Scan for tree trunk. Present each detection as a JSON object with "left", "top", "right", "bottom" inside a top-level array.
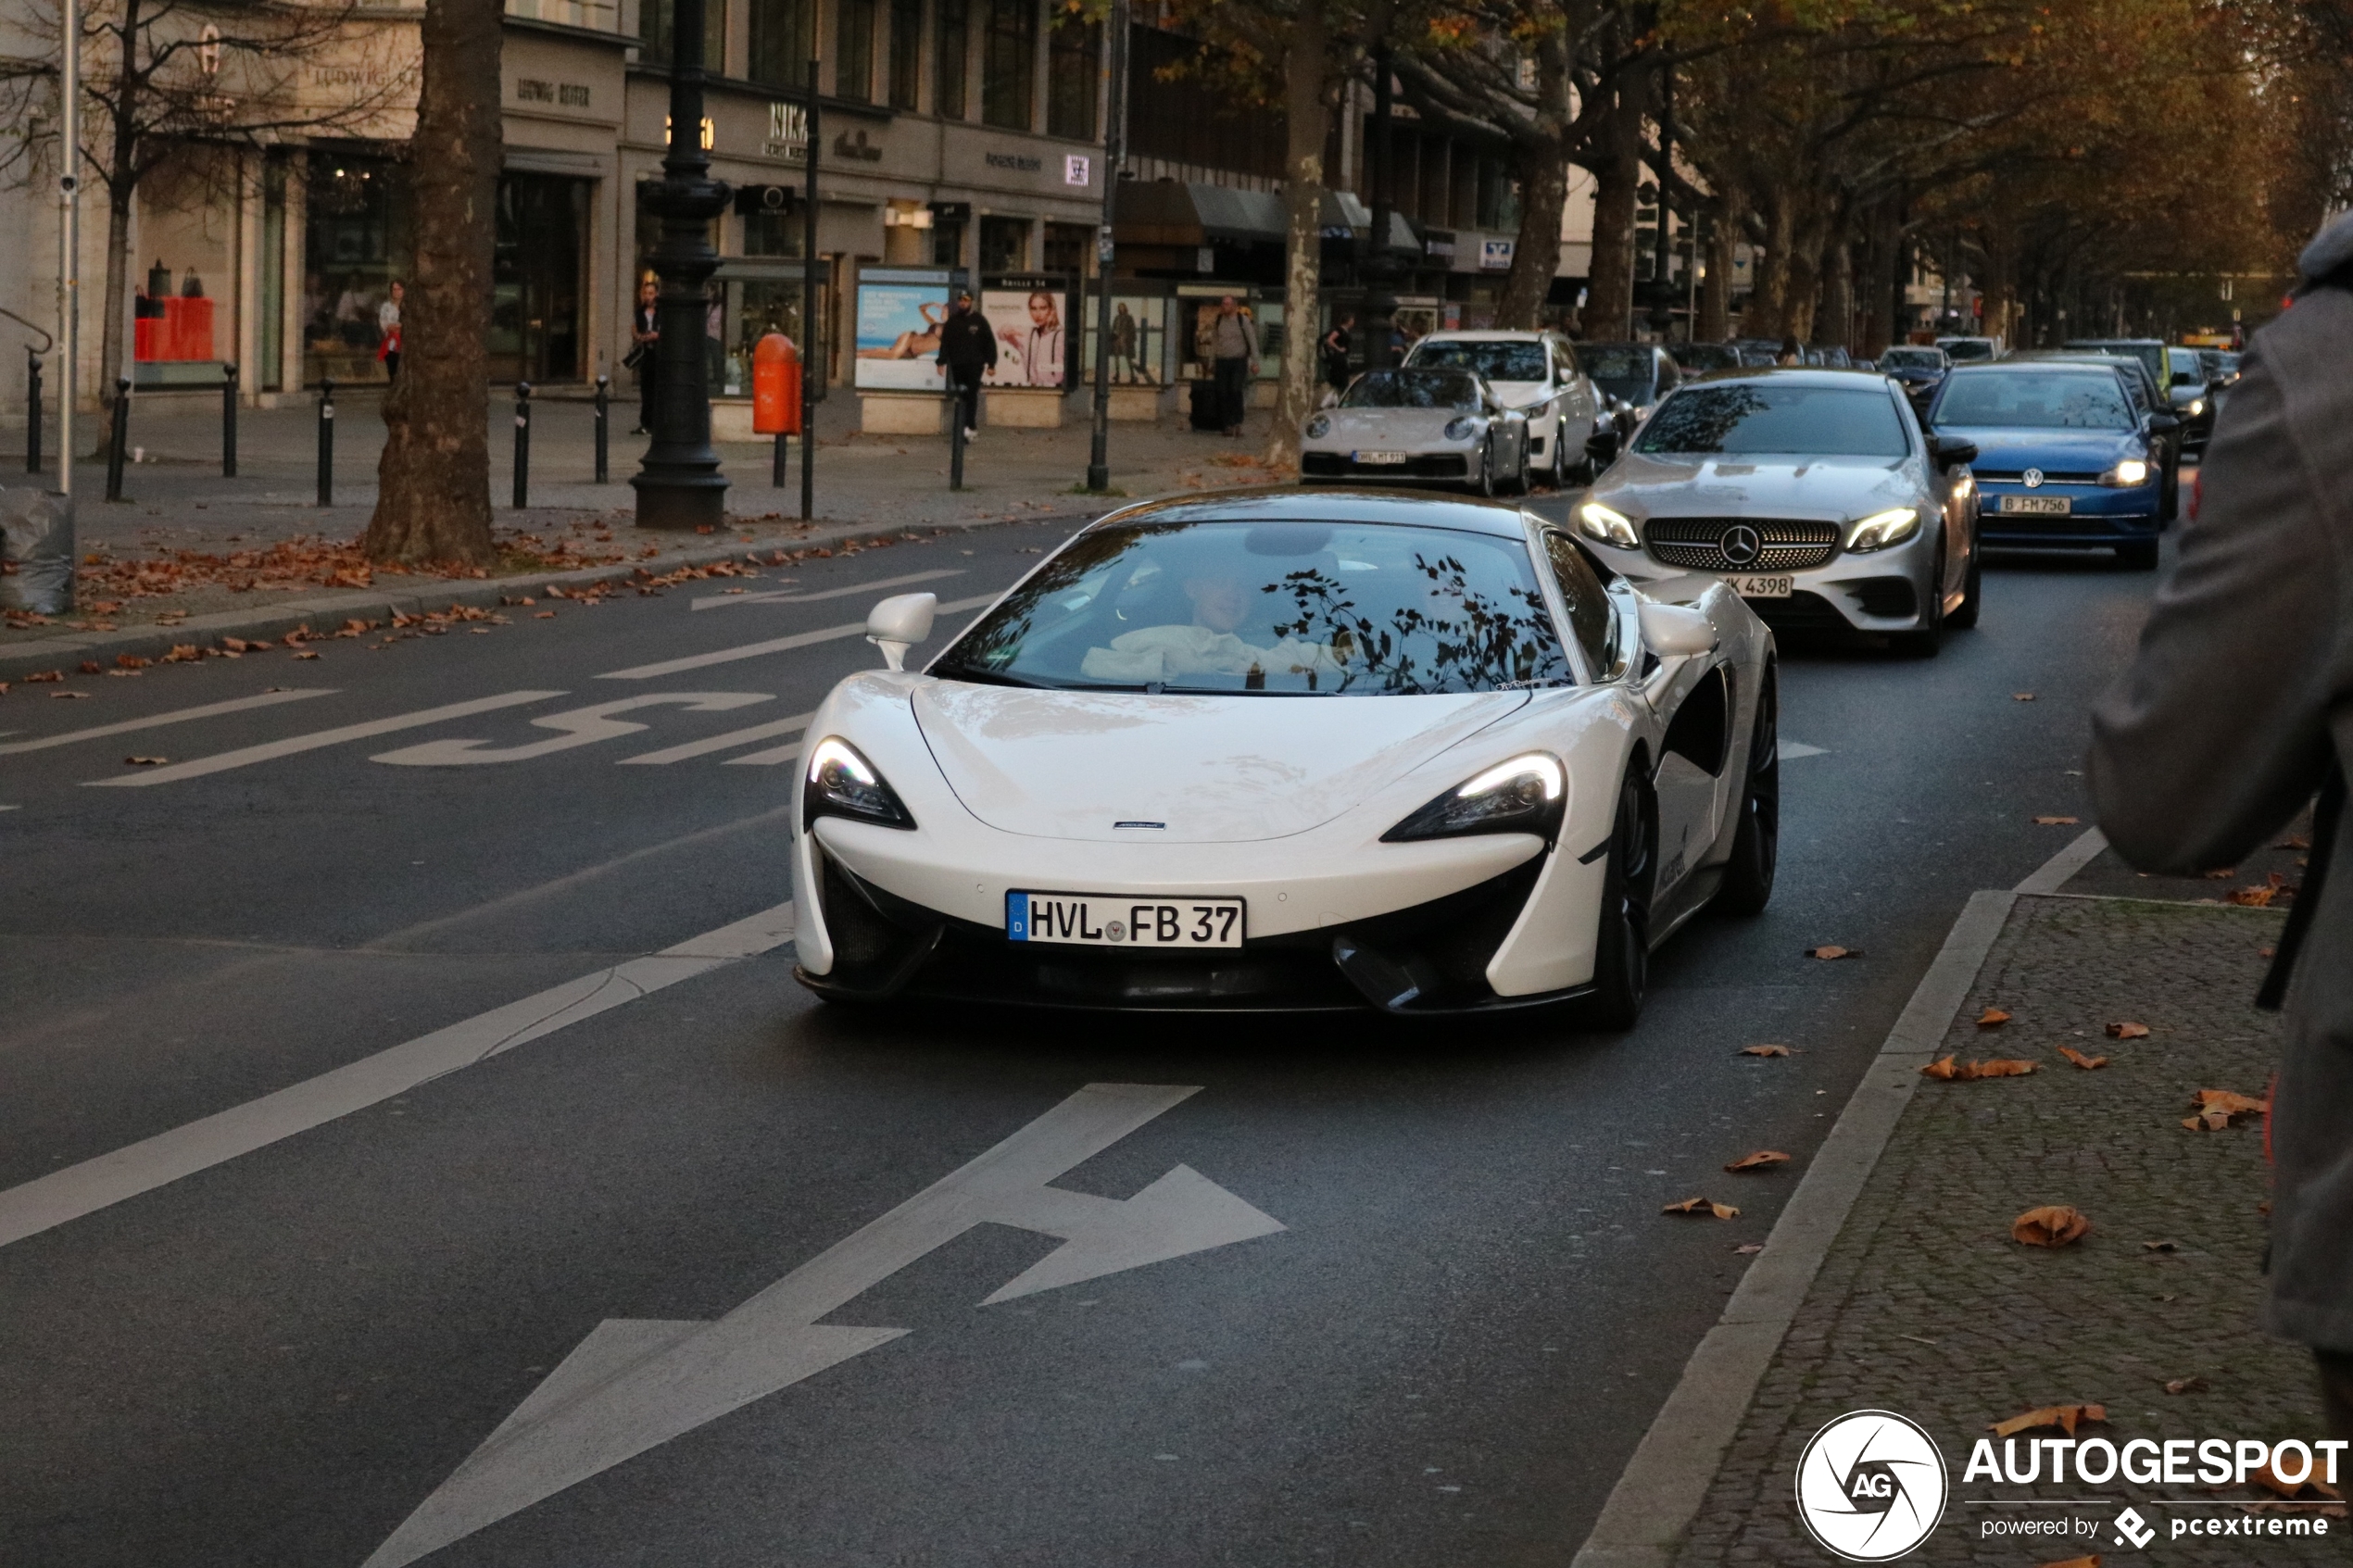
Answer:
[
  {"left": 1582, "top": 127, "right": 1641, "bottom": 340},
  {"left": 1497, "top": 130, "right": 1567, "bottom": 330},
  {"left": 1783, "top": 207, "right": 1826, "bottom": 344},
  {"left": 1698, "top": 190, "right": 1740, "bottom": 342},
  {"left": 1745, "top": 192, "right": 1792, "bottom": 340},
  {"left": 1263, "top": 6, "right": 1329, "bottom": 469},
  {"left": 366, "top": 0, "right": 502, "bottom": 566},
  {"left": 1818, "top": 235, "right": 1852, "bottom": 351},
  {"left": 97, "top": 0, "right": 143, "bottom": 425}
]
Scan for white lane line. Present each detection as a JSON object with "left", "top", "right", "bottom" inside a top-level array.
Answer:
[
  {"left": 2014, "top": 824, "right": 2108, "bottom": 895},
  {"left": 0, "top": 900, "right": 797, "bottom": 1251},
  {"left": 620, "top": 710, "right": 814, "bottom": 765},
  {"left": 0, "top": 689, "right": 337, "bottom": 758},
  {"left": 82, "top": 692, "right": 567, "bottom": 786},
  {"left": 690, "top": 568, "right": 964, "bottom": 611},
  {"left": 371, "top": 694, "right": 772, "bottom": 767},
  {"left": 724, "top": 740, "right": 802, "bottom": 767},
  {"left": 1777, "top": 740, "right": 1827, "bottom": 760},
  {"left": 598, "top": 593, "right": 1001, "bottom": 681}
]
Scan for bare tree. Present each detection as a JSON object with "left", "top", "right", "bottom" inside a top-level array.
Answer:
[{"left": 363, "top": 0, "right": 498, "bottom": 567}]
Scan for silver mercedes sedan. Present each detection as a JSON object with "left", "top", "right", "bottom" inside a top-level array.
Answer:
[{"left": 1569, "top": 368, "right": 1983, "bottom": 655}]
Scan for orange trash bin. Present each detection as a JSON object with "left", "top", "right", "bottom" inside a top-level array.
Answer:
[{"left": 753, "top": 333, "right": 801, "bottom": 434}]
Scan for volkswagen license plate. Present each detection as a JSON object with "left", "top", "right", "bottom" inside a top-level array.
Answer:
[
  {"left": 1353, "top": 450, "right": 1409, "bottom": 465},
  {"left": 2001, "top": 495, "right": 2071, "bottom": 515},
  {"left": 1008, "top": 892, "right": 1245, "bottom": 948},
  {"left": 1729, "top": 574, "right": 1793, "bottom": 598}
]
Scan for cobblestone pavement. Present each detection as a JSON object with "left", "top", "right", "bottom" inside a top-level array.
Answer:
[{"left": 1673, "top": 893, "right": 2344, "bottom": 1565}]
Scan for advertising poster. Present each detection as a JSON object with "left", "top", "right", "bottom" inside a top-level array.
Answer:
[
  {"left": 852, "top": 270, "right": 954, "bottom": 392},
  {"left": 1079, "top": 295, "right": 1167, "bottom": 385},
  {"left": 980, "top": 285, "right": 1069, "bottom": 388}
]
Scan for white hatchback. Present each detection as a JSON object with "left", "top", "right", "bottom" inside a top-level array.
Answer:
[{"left": 1404, "top": 330, "right": 1605, "bottom": 488}]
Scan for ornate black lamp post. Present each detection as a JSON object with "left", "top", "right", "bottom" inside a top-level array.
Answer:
[
  {"left": 633, "top": 0, "right": 733, "bottom": 529},
  {"left": 1361, "top": 44, "right": 1400, "bottom": 365}
]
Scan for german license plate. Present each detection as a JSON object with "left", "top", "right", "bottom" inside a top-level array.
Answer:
[
  {"left": 1353, "top": 450, "right": 1409, "bottom": 465},
  {"left": 2001, "top": 495, "right": 2071, "bottom": 514},
  {"left": 1729, "top": 574, "right": 1793, "bottom": 598},
  {"left": 1008, "top": 892, "right": 1245, "bottom": 948}
]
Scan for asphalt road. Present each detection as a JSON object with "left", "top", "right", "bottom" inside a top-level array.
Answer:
[{"left": 0, "top": 502, "right": 2166, "bottom": 1567}]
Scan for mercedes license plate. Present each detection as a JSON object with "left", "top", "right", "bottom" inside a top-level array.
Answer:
[
  {"left": 2001, "top": 495, "right": 2071, "bottom": 515},
  {"left": 1353, "top": 450, "right": 1409, "bottom": 465},
  {"left": 1008, "top": 892, "right": 1245, "bottom": 948},
  {"left": 1729, "top": 574, "right": 1793, "bottom": 598}
]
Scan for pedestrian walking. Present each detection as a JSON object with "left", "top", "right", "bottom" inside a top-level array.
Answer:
[
  {"left": 936, "top": 290, "right": 995, "bottom": 443},
  {"left": 1210, "top": 295, "right": 1255, "bottom": 436},
  {"left": 628, "top": 277, "right": 660, "bottom": 433},
  {"left": 375, "top": 280, "right": 404, "bottom": 383},
  {"left": 2089, "top": 206, "right": 2353, "bottom": 1444},
  {"left": 1321, "top": 312, "right": 1355, "bottom": 406},
  {"left": 1776, "top": 335, "right": 1801, "bottom": 366}
]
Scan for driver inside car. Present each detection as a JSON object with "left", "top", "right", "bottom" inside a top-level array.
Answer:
[{"left": 1079, "top": 562, "right": 1345, "bottom": 687}]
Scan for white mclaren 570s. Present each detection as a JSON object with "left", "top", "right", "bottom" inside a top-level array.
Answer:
[{"left": 790, "top": 488, "right": 1779, "bottom": 1026}]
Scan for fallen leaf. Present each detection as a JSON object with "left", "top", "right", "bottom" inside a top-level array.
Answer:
[
  {"left": 1725, "top": 1150, "right": 1791, "bottom": 1173},
  {"left": 1733, "top": 1242, "right": 1763, "bottom": 1254},
  {"left": 114, "top": 653, "right": 150, "bottom": 670},
  {"left": 2227, "top": 885, "right": 2277, "bottom": 907},
  {"left": 2248, "top": 1461, "right": 2345, "bottom": 1500},
  {"left": 2012, "top": 692, "right": 2037, "bottom": 701},
  {"left": 24, "top": 670, "right": 64, "bottom": 683},
  {"left": 122, "top": 756, "right": 167, "bottom": 766},
  {"left": 1921, "top": 1056, "right": 1962, "bottom": 1079},
  {"left": 1989, "top": 1403, "right": 2107, "bottom": 1437},
  {"left": 1978, "top": 1008, "right": 2013, "bottom": 1028},
  {"left": 2012, "top": 1206, "right": 2093, "bottom": 1247},
  {"left": 2259, "top": 947, "right": 2277, "bottom": 959},
  {"left": 1806, "top": 945, "right": 1861, "bottom": 960},
  {"left": 2142, "top": 1239, "right": 2179, "bottom": 1252},
  {"left": 1740, "top": 1044, "right": 1793, "bottom": 1058},
  {"left": 79, "top": 659, "right": 101, "bottom": 674},
  {"left": 2183, "top": 1089, "right": 2267, "bottom": 1133},
  {"left": 1972, "top": 1059, "right": 2038, "bottom": 1077},
  {"left": 535, "top": 610, "right": 557, "bottom": 619},
  {"left": 2276, "top": 835, "right": 2311, "bottom": 850},
  {"left": 2106, "top": 1022, "right": 2149, "bottom": 1040},
  {"left": 2163, "top": 1375, "right": 2206, "bottom": 1394},
  {"left": 2057, "top": 1047, "right": 2109, "bottom": 1071},
  {"left": 2204, "top": 867, "right": 2239, "bottom": 879},
  {"left": 293, "top": 650, "right": 321, "bottom": 660},
  {"left": 1663, "top": 1198, "right": 1741, "bottom": 1219},
  {"left": 49, "top": 689, "right": 91, "bottom": 699},
  {"left": 2032, "top": 815, "right": 2080, "bottom": 825},
  {"left": 2035, "top": 1556, "right": 2099, "bottom": 1568}
]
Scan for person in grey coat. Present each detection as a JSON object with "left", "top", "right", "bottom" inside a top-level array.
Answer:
[{"left": 2089, "top": 207, "right": 2353, "bottom": 1442}]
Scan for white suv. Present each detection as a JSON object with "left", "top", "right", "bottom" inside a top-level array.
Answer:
[{"left": 1403, "top": 330, "right": 1604, "bottom": 488}]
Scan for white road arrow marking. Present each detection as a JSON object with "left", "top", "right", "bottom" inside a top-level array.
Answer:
[
  {"left": 1778, "top": 740, "right": 1827, "bottom": 759},
  {"left": 0, "top": 687, "right": 334, "bottom": 757},
  {"left": 363, "top": 1083, "right": 1282, "bottom": 1568},
  {"left": 689, "top": 567, "right": 964, "bottom": 611},
  {"left": 371, "top": 694, "right": 772, "bottom": 766}
]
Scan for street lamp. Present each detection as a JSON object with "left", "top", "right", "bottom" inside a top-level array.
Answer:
[
  {"left": 1084, "top": 0, "right": 1130, "bottom": 493},
  {"left": 632, "top": 0, "right": 732, "bottom": 530},
  {"left": 1361, "top": 45, "right": 1398, "bottom": 365},
  {"left": 1644, "top": 66, "right": 1677, "bottom": 339}
]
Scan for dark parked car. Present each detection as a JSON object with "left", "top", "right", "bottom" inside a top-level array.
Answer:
[
  {"left": 1578, "top": 342, "right": 1684, "bottom": 454},
  {"left": 2162, "top": 346, "right": 2218, "bottom": 455},
  {"left": 1927, "top": 360, "right": 2169, "bottom": 570},
  {"left": 1877, "top": 345, "right": 1952, "bottom": 413},
  {"left": 1670, "top": 342, "right": 1743, "bottom": 374}
]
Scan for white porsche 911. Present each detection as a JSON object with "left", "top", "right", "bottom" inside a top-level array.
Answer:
[
  {"left": 790, "top": 490, "right": 1779, "bottom": 1025},
  {"left": 1299, "top": 366, "right": 1532, "bottom": 495}
]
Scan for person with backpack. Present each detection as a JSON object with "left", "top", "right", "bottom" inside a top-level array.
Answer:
[
  {"left": 2090, "top": 207, "right": 2353, "bottom": 1442},
  {"left": 936, "top": 291, "right": 996, "bottom": 443}
]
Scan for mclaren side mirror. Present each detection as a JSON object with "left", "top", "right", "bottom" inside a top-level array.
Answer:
[
  {"left": 866, "top": 591, "right": 938, "bottom": 671},
  {"left": 1639, "top": 602, "right": 1718, "bottom": 658},
  {"left": 1931, "top": 434, "right": 1978, "bottom": 470}
]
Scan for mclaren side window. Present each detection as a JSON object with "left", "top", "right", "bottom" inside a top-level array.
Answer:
[{"left": 1541, "top": 530, "right": 1619, "bottom": 679}]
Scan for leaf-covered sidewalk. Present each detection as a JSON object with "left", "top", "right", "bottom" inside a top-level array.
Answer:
[{"left": 1677, "top": 894, "right": 2345, "bottom": 1564}]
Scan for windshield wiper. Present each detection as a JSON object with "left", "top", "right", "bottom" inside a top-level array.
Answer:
[
  {"left": 1152, "top": 684, "right": 1339, "bottom": 697},
  {"left": 932, "top": 665, "right": 1148, "bottom": 693}
]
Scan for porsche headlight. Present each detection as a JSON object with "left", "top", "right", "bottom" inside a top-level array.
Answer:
[
  {"left": 1576, "top": 500, "right": 1640, "bottom": 549},
  {"left": 1304, "top": 414, "right": 1331, "bottom": 440},
  {"left": 1845, "top": 507, "right": 1920, "bottom": 552},
  {"left": 804, "top": 736, "right": 916, "bottom": 830},
  {"left": 1382, "top": 753, "right": 1567, "bottom": 844},
  {"left": 1444, "top": 416, "right": 1478, "bottom": 441},
  {"left": 2099, "top": 458, "right": 2151, "bottom": 488}
]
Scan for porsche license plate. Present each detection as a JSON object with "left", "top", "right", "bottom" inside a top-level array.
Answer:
[
  {"left": 2001, "top": 495, "right": 2071, "bottom": 515},
  {"left": 1729, "top": 574, "right": 1793, "bottom": 598},
  {"left": 1008, "top": 892, "right": 1245, "bottom": 948},
  {"left": 1353, "top": 450, "right": 1410, "bottom": 465}
]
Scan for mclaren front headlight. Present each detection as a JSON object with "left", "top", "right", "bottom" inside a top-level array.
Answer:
[
  {"left": 1576, "top": 500, "right": 1640, "bottom": 549},
  {"left": 1845, "top": 507, "right": 1921, "bottom": 553},
  {"left": 804, "top": 736, "right": 916, "bottom": 830},
  {"left": 2099, "top": 458, "right": 2151, "bottom": 488},
  {"left": 1382, "top": 753, "right": 1567, "bottom": 844},
  {"left": 1304, "top": 414, "right": 1332, "bottom": 441}
]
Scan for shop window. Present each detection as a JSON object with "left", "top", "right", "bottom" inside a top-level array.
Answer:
[
  {"left": 1042, "top": 221, "right": 1089, "bottom": 278},
  {"left": 1046, "top": 10, "right": 1097, "bottom": 140},
  {"left": 979, "top": 215, "right": 1028, "bottom": 272},
  {"left": 932, "top": 219, "right": 965, "bottom": 268},
  {"left": 641, "top": 0, "right": 727, "bottom": 69},
  {"left": 837, "top": 0, "right": 875, "bottom": 101},
  {"left": 717, "top": 274, "right": 831, "bottom": 395},
  {"left": 981, "top": 0, "right": 1034, "bottom": 130},
  {"left": 743, "top": 206, "right": 805, "bottom": 257},
  {"left": 749, "top": 0, "right": 814, "bottom": 87},
  {"left": 888, "top": 0, "right": 922, "bottom": 107},
  {"left": 492, "top": 174, "right": 590, "bottom": 383},
  {"left": 300, "top": 151, "right": 413, "bottom": 388},
  {"left": 936, "top": 0, "right": 969, "bottom": 118}
]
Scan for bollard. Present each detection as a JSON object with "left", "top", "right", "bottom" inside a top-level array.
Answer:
[
  {"left": 950, "top": 391, "right": 966, "bottom": 491},
  {"left": 773, "top": 428, "right": 787, "bottom": 490},
  {"left": 593, "top": 375, "right": 610, "bottom": 484},
  {"left": 221, "top": 362, "right": 239, "bottom": 478},
  {"left": 24, "top": 351, "right": 40, "bottom": 476},
  {"left": 317, "top": 377, "right": 334, "bottom": 507},
  {"left": 106, "top": 378, "right": 130, "bottom": 501},
  {"left": 512, "top": 381, "right": 532, "bottom": 508}
]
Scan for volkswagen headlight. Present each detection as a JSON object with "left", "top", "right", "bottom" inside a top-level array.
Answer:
[
  {"left": 804, "top": 736, "right": 916, "bottom": 830},
  {"left": 2185, "top": 397, "right": 2206, "bottom": 417},
  {"left": 2099, "top": 458, "right": 2151, "bottom": 488},
  {"left": 1383, "top": 753, "right": 1567, "bottom": 844},
  {"left": 1304, "top": 414, "right": 1331, "bottom": 440},
  {"left": 1845, "top": 507, "right": 1920, "bottom": 552},
  {"left": 1444, "top": 415, "right": 1478, "bottom": 441},
  {"left": 1576, "top": 500, "right": 1640, "bottom": 549}
]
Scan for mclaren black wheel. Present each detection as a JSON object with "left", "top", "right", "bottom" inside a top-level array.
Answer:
[
  {"left": 1581, "top": 770, "right": 1656, "bottom": 1031},
  {"left": 1715, "top": 668, "right": 1780, "bottom": 916}
]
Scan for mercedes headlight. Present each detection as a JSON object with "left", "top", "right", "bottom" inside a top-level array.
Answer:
[
  {"left": 1383, "top": 753, "right": 1567, "bottom": 844},
  {"left": 804, "top": 736, "right": 916, "bottom": 830},
  {"left": 1576, "top": 500, "right": 1639, "bottom": 549},
  {"left": 2100, "top": 458, "right": 2151, "bottom": 488},
  {"left": 1304, "top": 414, "right": 1331, "bottom": 440},
  {"left": 1845, "top": 507, "right": 1920, "bottom": 552}
]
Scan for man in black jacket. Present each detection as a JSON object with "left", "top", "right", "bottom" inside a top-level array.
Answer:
[{"left": 936, "top": 293, "right": 995, "bottom": 442}]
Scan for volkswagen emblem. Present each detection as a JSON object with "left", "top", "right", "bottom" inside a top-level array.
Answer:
[
  {"left": 1720, "top": 523, "right": 1764, "bottom": 568},
  {"left": 2022, "top": 468, "right": 2045, "bottom": 488}
]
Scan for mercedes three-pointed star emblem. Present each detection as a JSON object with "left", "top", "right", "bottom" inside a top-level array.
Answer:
[{"left": 1720, "top": 523, "right": 1764, "bottom": 567}]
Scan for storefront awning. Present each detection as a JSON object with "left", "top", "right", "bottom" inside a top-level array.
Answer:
[{"left": 1114, "top": 180, "right": 1287, "bottom": 246}]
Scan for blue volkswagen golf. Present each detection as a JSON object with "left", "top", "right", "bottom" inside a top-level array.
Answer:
[{"left": 1924, "top": 361, "right": 2171, "bottom": 570}]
